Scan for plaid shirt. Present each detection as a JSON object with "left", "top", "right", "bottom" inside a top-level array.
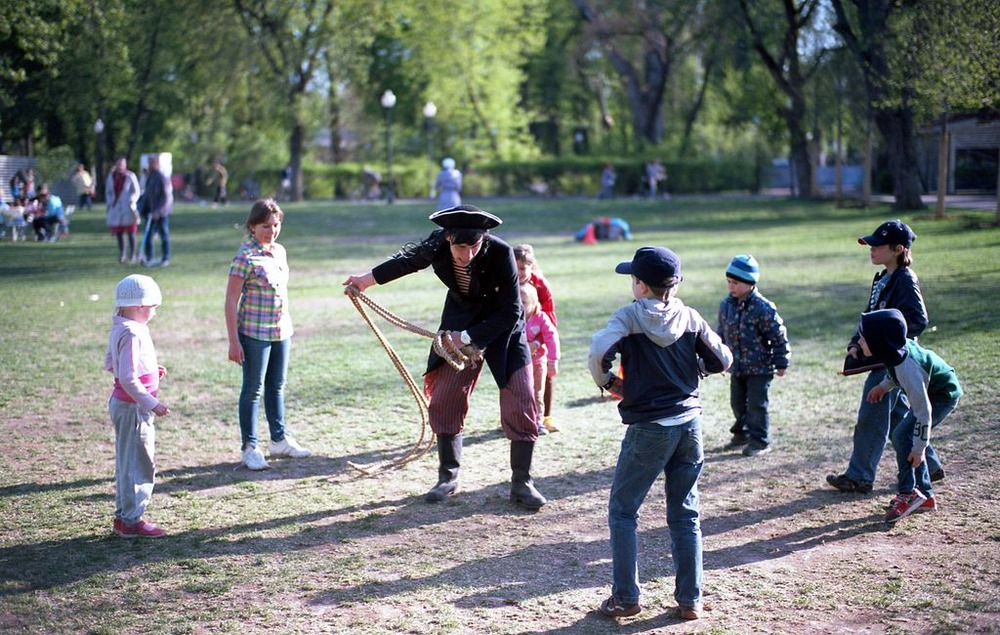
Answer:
[{"left": 229, "top": 238, "right": 293, "bottom": 341}]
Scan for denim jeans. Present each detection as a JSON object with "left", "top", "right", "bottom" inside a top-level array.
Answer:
[
  {"left": 238, "top": 333, "right": 290, "bottom": 449},
  {"left": 891, "top": 397, "right": 958, "bottom": 497},
  {"left": 846, "top": 368, "right": 942, "bottom": 484},
  {"left": 608, "top": 419, "right": 703, "bottom": 609},
  {"left": 142, "top": 216, "right": 170, "bottom": 262},
  {"left": 729, "top": 374, "right": 772, "bottom": 446}
]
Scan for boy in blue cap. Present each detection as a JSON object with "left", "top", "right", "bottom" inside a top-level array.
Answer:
[
  {"left": 858, "top": 309, "right": 962, "bottom": 523},
  {"left": 717, "top": 254, "right": 790, "bottom": 456},
  {"left": 827, "top": 220, "right": 945, "bottom": 494},
  {"left": 589, "top": 246, "right": 732, "bottom": 620}
]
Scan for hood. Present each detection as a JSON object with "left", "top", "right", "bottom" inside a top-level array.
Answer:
[
  {"left": 626, "top": 297, "right": 689, "bottom": 347},
  {"left": 860, "top": 309, "right": 908, "bottom": 367}
]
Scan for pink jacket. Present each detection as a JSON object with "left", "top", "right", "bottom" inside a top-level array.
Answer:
[
  {"left": 525, "top": 312, "right": 559, "bottom": 364},
  {"left": 105, "top": 315, "right": 161, "bottom": 413}
]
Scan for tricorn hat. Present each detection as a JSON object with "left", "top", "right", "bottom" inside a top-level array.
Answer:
[{"left": 429, "top": 205, "right": 502, "bottom": 231}]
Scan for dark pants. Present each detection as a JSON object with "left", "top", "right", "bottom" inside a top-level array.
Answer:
[
  {"left": 729, "top": 374, "right": 773, "bottom": 447},
  {"left": 424, "top": 363, "right": 538, "bottom": 442}
]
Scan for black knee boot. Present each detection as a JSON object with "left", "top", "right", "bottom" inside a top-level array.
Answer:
[
  {"left": 425, "top": 433, "right": 462, "bottom": 503},
  {"left": 510, "top": 440, "right": 546, "bottom": 510}
]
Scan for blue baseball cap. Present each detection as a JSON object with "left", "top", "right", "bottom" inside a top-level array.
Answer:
[{"left": 616, "top": 246, "right": 682, "bottom": 287}]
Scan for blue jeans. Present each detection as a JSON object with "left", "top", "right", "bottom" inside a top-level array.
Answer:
[
  {"left": 846, "top": 369, "right": 942, "bottom": 484},
  {"left": 238, "top": 334, "right": 290, "bottom": 449},
  {"left": 608, "top": 419, "right": 703, "bottom": 609},
  {"left": 142, "top": 215, "right": 170, "bottom": 262},
  {"left": 729, "top": 374, "right": 772, "bottom": 447},
  {"left": 891, "top": 397, "right": 958, "bottom": 497}
]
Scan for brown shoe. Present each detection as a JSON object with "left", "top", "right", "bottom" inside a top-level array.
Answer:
[{"left": 672, "top": 605, "right": 700, "bottom": 620}]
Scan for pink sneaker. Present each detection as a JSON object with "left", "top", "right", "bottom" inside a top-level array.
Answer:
[{"left": 116, "top": 519, "right": 166, "bottom": 538}]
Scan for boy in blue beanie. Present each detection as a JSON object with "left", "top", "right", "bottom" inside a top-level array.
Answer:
[
  {"left": 717, "top": 254, "right": 790, "bottom": 456},
  {"left": 858, "top": 309, "right": 962, "bottom": 523}
]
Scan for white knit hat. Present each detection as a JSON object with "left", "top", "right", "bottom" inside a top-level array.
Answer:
[{"left": 115, "top": 274, "right": 162, "bottom": 308}]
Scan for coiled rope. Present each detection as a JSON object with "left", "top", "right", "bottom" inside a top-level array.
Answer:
[{"left": 344, "top": 286, "right": 482, "bottom": 475}]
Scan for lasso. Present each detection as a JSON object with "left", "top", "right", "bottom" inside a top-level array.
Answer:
[{"left": 344, "top": 286, "right": 482, "bottom": 474}]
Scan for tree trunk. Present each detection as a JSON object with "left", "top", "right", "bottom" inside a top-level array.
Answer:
[
  {"left": 874, "top": 106, "right": 926, "bottom": 211},
  {"left": 289, "top": 120, "right": 304, "bottom": 202}
]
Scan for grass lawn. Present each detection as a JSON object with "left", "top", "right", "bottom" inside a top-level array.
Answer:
[{"left": 1, "top": 195, "right": 998, "bottom": 633}]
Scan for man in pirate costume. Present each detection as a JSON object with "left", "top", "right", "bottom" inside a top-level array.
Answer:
[{"left": 343, "top": 205, "right": 547, "bottom": 510}]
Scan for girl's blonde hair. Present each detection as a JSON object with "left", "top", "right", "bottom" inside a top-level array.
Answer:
[
  {"left": 520, "top": 282, "right": 539, "bottom": 315},
  {"left": 245, "top": 198, "right": 284, "bottom": 233}
]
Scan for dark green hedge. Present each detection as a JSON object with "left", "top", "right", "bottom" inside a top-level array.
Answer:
[{"left": 247, "top": 157, "right": 756, "bottom": 200}]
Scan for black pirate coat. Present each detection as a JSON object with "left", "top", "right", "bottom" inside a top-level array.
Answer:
[{"left": 371, "top": 230, "right": 531, "bottom": 388}]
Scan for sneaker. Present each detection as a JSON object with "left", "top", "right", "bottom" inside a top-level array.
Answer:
[
  {"left": 269, "top": 436, "right": 311, "bottom": 458},
  {"left": 116, "top": 519, "right": 166, "bottom": 538},
  {"left": 885, "top": 489, "right": 927, "bottom": 523},
  {"left": 727, "top": 433, "right": 749, "bottom": 447},
  {"left": 242, "top": 445, "right": 271, "bottom": 470},
  {"left": 598, "top": 596, "right": 641, "bottom": 618},
  {"left": 160, "top": 260, "right": 169, "bottom": 268},
  {"left": 916, "top": 495, "right": 938, "bottom": 513},
  {"left": 113, "top": 517, "right": 124, "bottom": 535},
  {"left": 542, "top": 416, "right": 559, "bottom": 433},
  {"left": 930, "top": 468, "right": 945, "bottom": 482},
  {"left": 826, "top": 473, "right": 873, "bottom": 494},
  {"left": 742, "top": 443, "right": 771, "bottom": 457}
]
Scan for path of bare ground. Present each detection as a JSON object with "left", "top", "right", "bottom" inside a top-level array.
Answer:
[{"left": 1, "top": 393, "right": 998, "bottom": 634}]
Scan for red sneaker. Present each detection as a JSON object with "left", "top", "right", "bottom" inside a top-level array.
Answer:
[
  {"left": 113, "top": 518, "right": 124, "bottom": 535},
  {"left": 116, "top": 519, "right": 166, "bottom": 538},
  {"left": 916, "top": 495, "right": 938, "bottom": 512},
  {"left": 885, "top": 490, "right": 927, "bottom": 523}
]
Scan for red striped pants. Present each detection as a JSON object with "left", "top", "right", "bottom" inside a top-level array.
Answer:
[{"left": 424, "top": 363, "right": 538, "bottom": 442}]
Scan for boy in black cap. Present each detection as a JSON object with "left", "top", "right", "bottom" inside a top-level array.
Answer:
[
  {"left": 343, "top": 205, "right": 546, "bottom": 510},
  {"left": 857, "top": 309, "right": 961, "bottom": 523},
  {"left": 826, "top": 219, "right": 944, "bottom": 494},
  {"left": 589, "top": 246, "right": 732, "bottom": 620}
]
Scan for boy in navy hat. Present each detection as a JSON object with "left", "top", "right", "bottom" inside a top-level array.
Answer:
[
  {"left": 343, "top": 205, "right": 547, "bottom": 510},
  {"left": 589, "top": 246, "right": 732, "bottom": 620},
  {"left": 717, "top": 254, "right": 790, "bottom": 456},
  {"left": 827, "top": 219, "right": 944, "bottom": 493},
  {"left": 858, "top": 309, "right": 962, "bottom": 523}
]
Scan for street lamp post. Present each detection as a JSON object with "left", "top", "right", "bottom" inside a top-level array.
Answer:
[
  {"left": 94, "top": 118, "right": 106, "bottom": 202},
  {"left": 423, "top": 101, "right": 437, "bottom": 198},
  {"left": 380, "top": 90, "right": 397, "bottom": 204}
]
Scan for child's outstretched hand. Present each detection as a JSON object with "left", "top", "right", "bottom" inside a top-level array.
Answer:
[
  {"left": 153, "top": 403, "right": 170, "bottom": 417},
  {"left": 776, "top": 368, "right": 787, "bottom": 377},
  {"left": 908, "top": 449, "right": 925, "bottom": 468},
  {"left": 866, "top": 385, "right": 888, "bottom": 403}
]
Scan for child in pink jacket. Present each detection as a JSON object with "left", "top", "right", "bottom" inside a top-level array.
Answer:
[
  {"left": 105, "top": 274, "right": 169, "bottom": 538},
  {"left": 520, "top": 283, "right": 559, "bottom": 434}
]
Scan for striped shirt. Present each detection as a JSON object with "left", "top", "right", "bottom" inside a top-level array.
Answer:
[
  {"left": 229, "top": 238, "right": 293, "bottom": 341},
  {"left": 453, "top": 261, "right": 471, "bottom": 294}
]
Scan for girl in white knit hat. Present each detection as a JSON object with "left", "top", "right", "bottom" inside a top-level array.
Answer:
[{"left": 105, "top": 274, "right": 169, "bottom": 538}]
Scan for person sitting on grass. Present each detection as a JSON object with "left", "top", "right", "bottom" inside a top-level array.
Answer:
[{"left": 858, "top": 309, "right": 962, "bottom": 524}]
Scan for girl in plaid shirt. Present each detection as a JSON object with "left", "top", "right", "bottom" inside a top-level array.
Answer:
[{"left": 225, "top": 199, "right": 311, "bottom": 470}]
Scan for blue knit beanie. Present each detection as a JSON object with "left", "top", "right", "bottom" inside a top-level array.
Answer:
[{"left": 726, "top": 254, "right": 760, "bottom": 284}]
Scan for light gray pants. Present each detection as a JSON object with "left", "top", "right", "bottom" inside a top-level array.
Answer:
[{"left": 110, "top": 398, "right": 156, "bottom": 524}]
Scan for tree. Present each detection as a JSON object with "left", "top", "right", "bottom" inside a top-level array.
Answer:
[
  {"left": 737, "top": 0, "right": 827, "bottom": 199},
  {"left": 572, "top": 0, "right": 707, "bottom": 147},
  {"left": 831, "top": 0, "right": 929, "bottom": 210},
  {"left": 232, "top": 0, "right": 340, "bottom": 201}
]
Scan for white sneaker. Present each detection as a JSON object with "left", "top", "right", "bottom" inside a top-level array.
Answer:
[
  {"left": 269, "top": 436, "right": 311, "bottom": 458},
  {"left": 242, "top": 446, "right": 270, "bottom": 470}
]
